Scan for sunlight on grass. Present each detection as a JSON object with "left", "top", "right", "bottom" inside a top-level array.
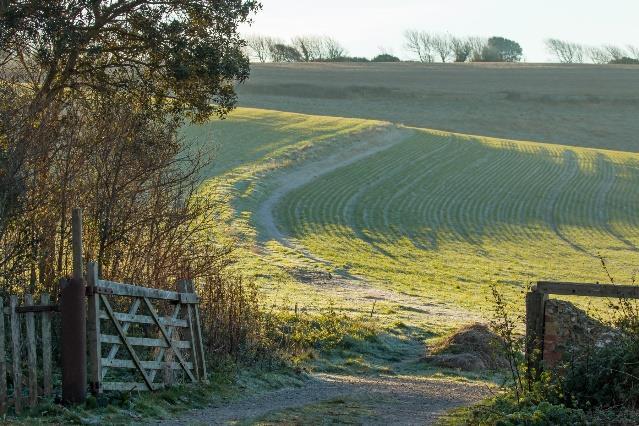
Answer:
[{"left": 187, "top": 107, "right": 639, "bottom": 325}]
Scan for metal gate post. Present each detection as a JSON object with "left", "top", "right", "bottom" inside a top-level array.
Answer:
[{"left": 60, "top": 208, "right": 87, "bottom": 404}]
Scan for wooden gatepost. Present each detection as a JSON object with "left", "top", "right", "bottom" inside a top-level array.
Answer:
[{"left": 86, "top": 262, "right": 207, "bottom": 393}]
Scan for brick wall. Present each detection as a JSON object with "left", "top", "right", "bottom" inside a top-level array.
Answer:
[{"left": 542, "top": 300, "right": 616, "bottom": 368}]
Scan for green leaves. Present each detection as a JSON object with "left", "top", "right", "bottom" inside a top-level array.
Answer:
[{"left": 1, "top": 0, "right": 261, "bottom": 121}]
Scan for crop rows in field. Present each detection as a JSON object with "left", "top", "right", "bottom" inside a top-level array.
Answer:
[{"left": 273, "top": 129, "right": 639, "bottom": 305}]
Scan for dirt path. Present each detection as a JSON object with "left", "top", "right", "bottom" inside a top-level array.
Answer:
[
  {"left": 256, "top": 124, "right": 412, "bottom": 250},
  {"left": 155, "top": 374, "right": 490, "bottom": 425}
]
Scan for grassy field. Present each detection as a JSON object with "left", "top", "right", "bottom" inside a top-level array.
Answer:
[
  {"left": 275, "top": 126, "right": 639, "bottom": 311},
  {"left": 188, "top": 105, "right": 639, "bottom": 327},
  {"left": 236, "top": 62, "right": 639, "bottom": 153}
]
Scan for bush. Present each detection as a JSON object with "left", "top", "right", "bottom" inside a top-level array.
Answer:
[
  {"left": 458, "top": 397, "right": 587, "bottom": 426},
  {"left": 317, "top": 56, "right": 369, "bottom": 62},
  {"left": 372, "top": 54, "right": 400, "bottom": 62},
  {"left": 610, "top": 57, "right": 639, "bottom": 65},
  {"left": 560, "top": 334, "right": 639, "bottom": 409}
]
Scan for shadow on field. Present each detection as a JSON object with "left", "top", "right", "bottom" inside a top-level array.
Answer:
[{"left": 276, "top": 131, "right": 639, "bottom": 257}]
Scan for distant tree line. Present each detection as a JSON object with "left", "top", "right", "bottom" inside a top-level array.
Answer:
[
  {"left": 404, "top": 31, "right": 523, "bottom": 63},
  {"left": 545, "top": 39, "right": 639, "bottom": 64},
  {"left": 248, "top": 32, "right": 638, "bottom": 65},
  {"left": 246, "top": 34, "right": 400, "bottom": 63}
]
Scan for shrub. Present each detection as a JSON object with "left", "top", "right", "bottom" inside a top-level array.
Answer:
[
  {"left": 560, "top": 336, "right": 639, "bottom": 409},
  {"left": 610, "top": 57, "right": 639, "bottom": 65},
  {"left": 318, "top": 56, "right": 369, "bottom": 62},
  {"left": 372, "top": 54, "right": 400, "bottom": 62}
]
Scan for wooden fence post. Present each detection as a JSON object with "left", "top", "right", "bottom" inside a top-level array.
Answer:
[
  {"left": 10, "top": 296, "right": 21, "bottom": 414},
  {"left": 0, "top": 298, "right": 6, "bottom": 414},
  {"left": 24, "top": 294, "right": 37, "bottom": 407},
  {"left": 87, "top": 262, "right": 101, "bottom": 396},
  {"left": 526, "top": 287, "right": 547, "bottom": 380},
  {"left": 41, "top": 294, "right": 52, "bottom": 397}
]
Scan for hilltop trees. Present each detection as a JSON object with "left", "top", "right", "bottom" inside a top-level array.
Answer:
[
  {"left": 246, "top": 35, "right": 273, "bottom": 63},
  {"left": 546, "top": 39, "right": 639, "bottom": 64},
  {"left": 404, "top": 31, "right": 523, "bottom": 63},
  {"left": 246, "top": 35, "right": 347, "bottom": 63},
  {"left": 404, "top": 30, "right": 436, "bottom": 62},
  {"left": 450, "top": 37, "right": 474, "bottom": 62},
  {"left": 545, "top": 39, "right": 585, "bottom": 63},
  {"left": 484, "top": 37, "right": 523, "bottom": 62},
  {"left": 269, "top": 43, "right": 303, "bottom": 62}
]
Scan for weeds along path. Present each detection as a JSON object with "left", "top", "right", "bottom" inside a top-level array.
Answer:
[{"left": 156, "top": 374, "right": 490, "bottom": 425}]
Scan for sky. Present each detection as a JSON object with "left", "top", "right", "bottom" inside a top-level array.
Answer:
[{"left": 241, "top": 0, "right": 639, "bottom": 62}]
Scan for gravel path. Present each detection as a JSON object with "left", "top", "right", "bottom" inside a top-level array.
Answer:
[{"left": 155, "top": 373, "right": 490, "bottom": 425}]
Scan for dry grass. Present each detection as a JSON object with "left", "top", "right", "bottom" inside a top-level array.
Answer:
[{"left": 426, "top": 323, "right": 508, "bottom": 372}]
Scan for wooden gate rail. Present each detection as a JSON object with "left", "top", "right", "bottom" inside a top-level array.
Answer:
[
  {"left": 87, "top": 262, "right": 207, "bottom": 394},
  {"left": 526, "top": 281, "right": 639, "bottom": 376},
  {"left": 0, "top": 294, "right": 55, "bottom": 414}
]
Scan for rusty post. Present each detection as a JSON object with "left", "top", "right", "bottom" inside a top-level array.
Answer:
[{"left": 60, "top": 208, "right": 87, "bottom": 404}]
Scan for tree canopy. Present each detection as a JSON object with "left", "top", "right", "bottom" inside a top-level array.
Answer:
[
  {"left": 485, "top": 37, "right": 523, "bottom": 62},
  {"left": 0, "top": 0, "right": 261, "bottom": 121}
]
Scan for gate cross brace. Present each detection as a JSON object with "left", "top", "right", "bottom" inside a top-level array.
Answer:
[
  {"left": 101, "top": 299, "right": 141, "bottom": 380},
  {"left": 148, "top": 304, "right": 182, "bottom": 382},
  {"left": 100, "top": 295, "right": 156, "bottom": 391},
  {"left": 142, "top": 297, "right": 195, "bottom": 382}
]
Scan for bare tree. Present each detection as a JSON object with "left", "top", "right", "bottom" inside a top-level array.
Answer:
[
  {"left": 545, "top": 39, "right": 585, "bottom": 63},
  {"left": 587, "top": 47, "right": 613, "bottom": 64},
  {"left": 627, "top": 45, "right": 639, "bottom": 60},
  {"left": 467, "top": 36, "right": 487, "bottom": 62},
  {"left": 323, "top": 37, "right": 346, "bottom": 60},
  {"left": 450, "top": 37, "right": 473, "bottom": 62},
  {"left": 404, "top": 30, "right": 436, "bottom": 62},
  {"left": 604, "top": 44, "right": 627, "bottom": 61},
  {"left": 404, "top": 30, "right": 424, "bottom": 61},
  {"left": 292, "top": 35, "right": 325, "bottom": 61},
  {"left": 246, "top": 35, "right": 273, "bottom": 63},
  {"left": 432, "top": 34, "right": 453, "bottom": 62}
]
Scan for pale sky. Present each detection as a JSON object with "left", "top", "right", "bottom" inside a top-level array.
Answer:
[{"left": 241, "top": 0, "right": 639, "bottom": 62}]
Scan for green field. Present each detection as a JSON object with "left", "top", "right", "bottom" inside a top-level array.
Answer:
[{"left": 190, "top": 106, "right": 639, "bottom": 326}]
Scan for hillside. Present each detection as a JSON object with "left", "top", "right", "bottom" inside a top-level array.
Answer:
[
  {"left": 236, "top": 63, "right": 639, "bottom": 153},
  {"left": 187, "top": 107, "right": 639, "bottom": 322}
]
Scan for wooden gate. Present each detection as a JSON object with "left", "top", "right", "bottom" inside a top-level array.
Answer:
[{"left": 86, "top": 262, "right": 207, "bottom": 393}]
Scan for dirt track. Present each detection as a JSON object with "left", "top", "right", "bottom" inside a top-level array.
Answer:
[{"left": 155, "top": 373, "right": 490, "bottom": 425}]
